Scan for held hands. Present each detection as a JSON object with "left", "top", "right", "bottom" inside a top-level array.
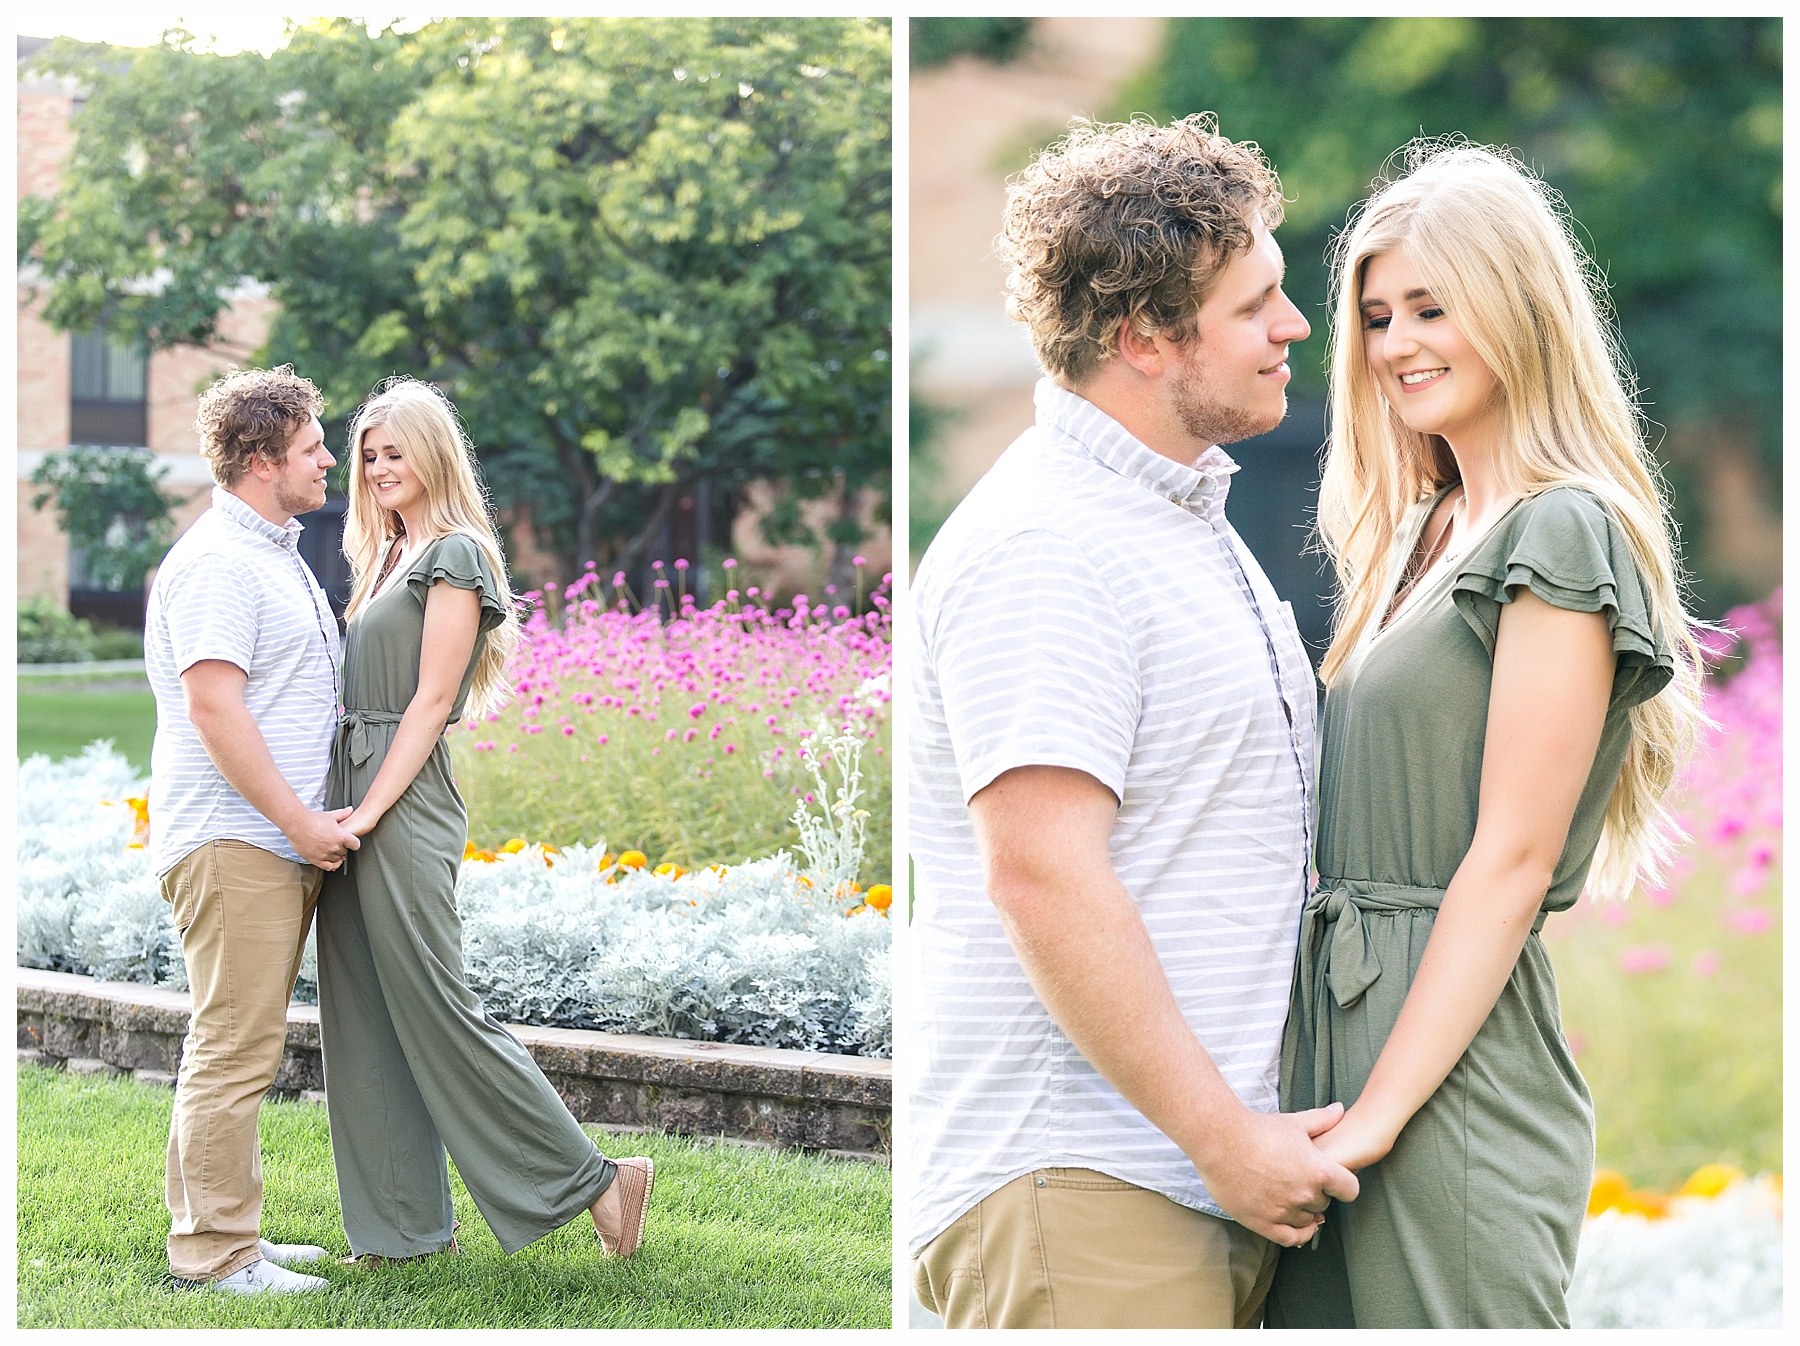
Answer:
[
  {"left": 1196, "top": 1102, "right": 1361, "bottom": 1248},
  {"left": 1310, "top": 1101, "right": 1397, "bottom": 1173},
  {"left": 342, "top": 806, "right": 382, "bottom": 839},
  {"left": 289, "top": 806, "right": 363, "bottom": 871}
]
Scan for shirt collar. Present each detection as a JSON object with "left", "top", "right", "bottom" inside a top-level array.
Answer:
[
  {"left": 213, "top": 485, "right": 304, "bottom": 550},
  {"left": 1034, "top": 378, "right": 1240, "bottom": 523}
]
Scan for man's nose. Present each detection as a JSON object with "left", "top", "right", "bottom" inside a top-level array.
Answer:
[{"left": 1272, "top": 292, "right": 1310, "bottom": 344}]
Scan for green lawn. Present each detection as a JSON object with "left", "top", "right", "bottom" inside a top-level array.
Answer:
[
  {"left": 17, "top": 688, "right": 156, "bottom": 773},
  {"left": 17, "top": 1065, "right": 891, "bottom": 1328},
  {"left": 1544, "top": 866, "right": 1782, "bottom": 1190}
]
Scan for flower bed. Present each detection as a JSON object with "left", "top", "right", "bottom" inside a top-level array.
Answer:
[
  {"left": 452, "top": 568, "right": 892, "bottom": 882},
  {"left": 1571, "top": 1168, "right": 1782, "bottom": 1327},
  {"left": 1544, "top": 591, "right": 1782, "bottom": 1187},
  {"left": 16, "top": 736, "right": 891, "bottom": 1057}
]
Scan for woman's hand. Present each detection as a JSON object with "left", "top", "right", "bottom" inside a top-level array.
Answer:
[
  {"left": 343, "top": 806, "right": 382, "bottom": 838},
  {"left": 1311, "top": 1102, "right": 1397, "bottom": 1172}
]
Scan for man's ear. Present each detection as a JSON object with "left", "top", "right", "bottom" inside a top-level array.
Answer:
[
  {"left": 1113, "top": 318, "right": 1167, "bottom": 380},
  {"left": 245, "top": 452, "right": 279, "bottom": 484}
]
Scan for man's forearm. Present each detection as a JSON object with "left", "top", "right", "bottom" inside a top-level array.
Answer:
[
  {"left": 994, "top": 866, "right": 1250, "bottom": 1166},
  {"left": 189, "top": 697, "right": 311, "bottom": 837}
]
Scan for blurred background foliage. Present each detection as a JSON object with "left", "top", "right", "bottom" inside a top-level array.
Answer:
[
  {"left": 21, "top": 17, "right": 892, "bottom": 586},
  {"left": 1126, "top": 16, "right": 1781, "bottom": 614},
  {"left": 911, "top": 18, "right": 1031, "bottom": 71}
]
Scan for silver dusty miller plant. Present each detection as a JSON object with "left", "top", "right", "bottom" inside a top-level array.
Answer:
[{"left": 790, "top": 721, "right": 870, "bottom": 903}]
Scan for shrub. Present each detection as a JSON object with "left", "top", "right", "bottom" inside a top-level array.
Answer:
[
  {"left": 18, "top": 596, "right": 97, "bottom": 664},
  {"left": 15, "top": 743, "right": 891, "bottom": 1057}
]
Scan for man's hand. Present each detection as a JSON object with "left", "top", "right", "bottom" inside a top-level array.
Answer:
[
  {"left": 1197, "top": 1103, "right": 1360, "bottom": 1247},
  {"left": 286, "top": 806, "right": 362, "bottom": 871}
]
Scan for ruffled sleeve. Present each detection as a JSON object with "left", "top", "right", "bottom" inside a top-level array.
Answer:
[
  {"left": 406, "top": 533, "right": 508, "bottom": 635},
  {"left": 1451, "top": 487, "right": 1674, "bottom": 709}
]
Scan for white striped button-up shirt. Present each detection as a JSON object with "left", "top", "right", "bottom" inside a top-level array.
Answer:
[
  {"left": 905, "top": 378, "right": 1316, "bottom": 1253},
  {"left": 145, "top": 486, "right": 342, "bottom": 875}
]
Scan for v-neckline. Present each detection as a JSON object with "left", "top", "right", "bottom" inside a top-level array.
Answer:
[
  {"left": 1373, "top": 487, "right": 1459, "bottom": 640},
  {"left": 372, "top": 536, "right": 421, "bottom": 604},
  {"left": 1370, "top": 488, "right": 1526, "bottom": 646}
]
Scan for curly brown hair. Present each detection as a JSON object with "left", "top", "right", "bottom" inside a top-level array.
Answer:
[
  {"left": 193, "top": 365, "right": 324, "bottom": 486},
  {"left": 999, "top": 114, "right": 1285, "bottom": 384}
]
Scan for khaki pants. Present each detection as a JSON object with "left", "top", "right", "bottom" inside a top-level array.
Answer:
[
  {"left": 913, "top": 1169, "right": 1278, "bottom": 1329},
  {"left": 161, "top": 840, "right": 321, "bottom": 1281}
]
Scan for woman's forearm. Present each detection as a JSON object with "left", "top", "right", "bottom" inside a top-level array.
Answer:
[{"left": 1348, "top": 846, "right": 1548, "bottom": 1150}]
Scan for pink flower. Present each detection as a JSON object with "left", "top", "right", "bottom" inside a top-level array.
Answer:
[
  {"left": 1726, "top": 908, "right": 1774, "bottom": 935},
  {"left": 675, "top": 558, "right": 689, "bottom": 570},
  {"left": 524, "top": 724, "right": 543, "bottom": 735},
  {"left": 688, "top": 702, "right": 707, "bottom": 719},
  {"left": 723, "top": 558, "right": 737, "bottom": 570},
  {"left": 596, "top": 734, "right": 608, "bottom": 745},
  {"left": 1692, "top": 949, "right": 1722, "bottom": 977},
  {"left": 561, "top": 726, "right": 575, "bottom": 736},
  {"left": 1617, "top": 943, "right": 1670, "bottom": 974}
]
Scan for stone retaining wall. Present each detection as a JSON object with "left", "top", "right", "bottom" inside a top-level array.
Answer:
[{"left": 16, "top": 968, "right": 890, "bottom": 1159}]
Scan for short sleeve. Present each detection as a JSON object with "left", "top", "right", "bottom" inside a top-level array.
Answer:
[
  {"left": 162, "top": 552, "right": 258, "bottom": 676},
  {"left": 408, "top": 533, "right": 508, "bottom": 634},
  {"left": 1451, "top": 487, "right": 1674, "bottom": 709},
  {"left": 928, "top": 529, "right": 1139, "bottom": 805}
]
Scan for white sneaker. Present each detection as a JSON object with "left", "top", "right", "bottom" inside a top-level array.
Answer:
[
  {"left": 212, "top": 1258, "right": 328, "bottom": 1294},
  {"left": 259, "top": 1238, "right": 330, "bottom": 1266}
]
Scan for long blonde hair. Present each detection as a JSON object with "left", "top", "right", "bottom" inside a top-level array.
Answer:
[
  {"left": 342, "top": 378, "right": 518, "bottom": 720},
  {"left": 1316, "top": 140, "right": 1704, "bottom": 899}
]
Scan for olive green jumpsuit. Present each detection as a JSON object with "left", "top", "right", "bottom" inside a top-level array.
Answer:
[
  {"left": 1265, "top": 487, "right": 1673, "bottom": 1328},
  {"left": 317, "top": 533, "right": 615, "bottom": 1257}
]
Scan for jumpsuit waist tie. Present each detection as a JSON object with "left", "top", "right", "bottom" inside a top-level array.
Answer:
[
  {"left": 1284, "top": 878, "right": 1547, "bottom": 1114},
  {"left": 334, "top": 707, "right": 406, "bottom": 779}
]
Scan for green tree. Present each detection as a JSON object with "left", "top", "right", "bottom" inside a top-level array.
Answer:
[
  {"left": 22, "top": 17, "right": 892, "bottom": 585},
  {"left": 1129, "top": 18, "right": 1780, "bottom": 610},
  {"left": 30, "top": 445, "right": 178, "bottom": 592}
]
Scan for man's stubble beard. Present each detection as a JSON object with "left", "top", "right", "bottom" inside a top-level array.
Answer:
[
  {"left": 1171, "top": 348, "right": 1286, "bottom": 448},
  {"left": 272, "top": 477, "right": 323, "bottom": 519}
]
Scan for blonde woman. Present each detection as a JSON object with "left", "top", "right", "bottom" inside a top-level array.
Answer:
[
  {"left": 1266, "top": 144, "right": 1703, "bottom": 1328},
  {"left": 316, "top": 378, "right": 654, "bottom": 1265}
]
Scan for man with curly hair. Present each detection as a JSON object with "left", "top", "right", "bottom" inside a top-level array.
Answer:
[
  {"left": 145, "top": 365, "right": 358, "bottom": 1295},
  {"left": 908, "top": 115, "right": 1357, "bottom": 1327}
]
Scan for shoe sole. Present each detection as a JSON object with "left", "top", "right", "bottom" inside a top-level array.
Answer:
[{"left": 629, "top": 1159, "right": 655, "bottom": 1256}]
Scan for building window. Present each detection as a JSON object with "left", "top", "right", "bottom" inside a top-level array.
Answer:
[{"left": 70, "top": 327, "right": 148, "bottom": 447}]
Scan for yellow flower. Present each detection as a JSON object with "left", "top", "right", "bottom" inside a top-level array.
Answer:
[
  {"left": 866, "top": 884, "right": 893, "bottom": 912},
  {"left": 1615, "top": 1190, "right": 1670, "bottom": 1220},
  {"left": 1678, "top": 1163, "right": 1744, "bottom": 1199},
  {"left": 500, "top": 838, "right": 528, "bottom": 854},
  {"left": 617, "top": 850, "right": 648, "bottom": 870},
  {"left": 653, "top": 861, "right": 689, "bottom": 879},
  {"left": 1587, "top": 1170, "right": 1630, "bottom": 1217}
]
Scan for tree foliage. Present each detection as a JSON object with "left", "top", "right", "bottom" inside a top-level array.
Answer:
[
  {"left": 29, "top": 445, "right": 178, "bottom": 592},
  {"left": 1130, "top": 18, "right": 1780, "bottom": 606},
  {"left": 22, "top": 17, "right": 892, "bottom": 583}
]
